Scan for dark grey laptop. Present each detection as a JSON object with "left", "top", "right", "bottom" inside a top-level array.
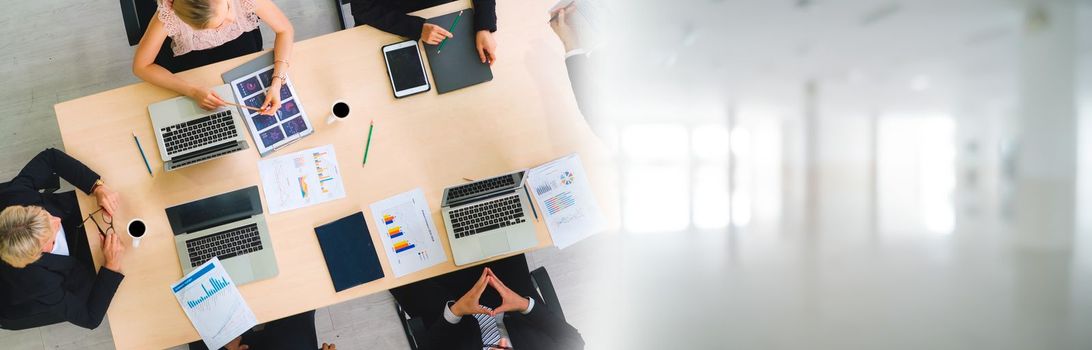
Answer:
[
  {"left": 424, "top": 9, "right": 493, "bottom": 94},
  {"left": 165, "top": 186, "right": 278, "bottom": 285}
]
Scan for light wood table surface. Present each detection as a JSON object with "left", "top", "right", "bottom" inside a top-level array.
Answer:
[{"left": 53, "top": 1, "right": 616, "bottom": 348}]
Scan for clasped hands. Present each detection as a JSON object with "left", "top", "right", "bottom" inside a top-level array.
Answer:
[{"left": 450, "top": 267, "right": 529, "bottom": 317}]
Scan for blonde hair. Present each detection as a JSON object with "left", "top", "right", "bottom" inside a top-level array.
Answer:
[
  {"left": 172, "top": 0, "right": 217, "bottom": 29},
  {"left": 0, "top": 206, "right": 51, "bottom": 268}
]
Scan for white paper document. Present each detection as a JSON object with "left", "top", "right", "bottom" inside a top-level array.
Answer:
[
  {"left": 171, "top": 258, "right": 257, "bottom": 350},
  {"left": 369, "top": 188, "right": 448, "bottom": 277},
  {"left": 258, "top": 144, "right": 346, "bottom": 214},
  {"left": 528, "top": 153, "right": 606, "bottom": 249}
]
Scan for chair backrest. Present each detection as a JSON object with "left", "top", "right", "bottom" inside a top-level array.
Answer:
[
  {"left": 530, "top": 267, "right": 567, "bottom": 320},
  {"left": 334, "top": 0, "right": 354, "bottom": 30},
  {"left": 120, "top": 0, "right": 160, "bottom": 46}
]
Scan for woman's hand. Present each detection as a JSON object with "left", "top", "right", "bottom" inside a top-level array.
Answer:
[
  {"left": 549, "top": 5, "right": 580, "bottom": 52},
  {"left": 93, "top": 184, "right": 121, "bottom": 218},
  {"left": 102, "top": 232, "right": 126, "bottom": 273},
  {"left": 475, "top": 30, "right": 498, "bottom": 65},
  {"left": 451, "top": 269, "right": 493, "bottom": 317},
  {"left": 260, "top": 80, "right": 282, "bottom": 116},
  {"left": 189, "top": 86, "right": 228, "bottom": 110},
  {"left": 421, "top": 23, "right": 453, "bottom": 45}
]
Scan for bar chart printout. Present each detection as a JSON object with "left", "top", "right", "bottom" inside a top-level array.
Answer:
[
  {"left": 171, "top": 258, "right": 257, "bottom": 350},
  {"left": 370, "top": 188, "right": 448, "bottom": 277}
]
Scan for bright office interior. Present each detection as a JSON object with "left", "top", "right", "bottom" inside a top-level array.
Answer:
[
  {"left": 576, "top": 0, "right": 1092, "bottom": 349},
  {"left": 2, "top": 0, "right": 1092, "bottom": 349}
]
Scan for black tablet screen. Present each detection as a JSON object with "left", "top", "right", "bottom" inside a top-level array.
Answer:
[{"left": 386, "top": 45, "right": 427, "bottom": 92}]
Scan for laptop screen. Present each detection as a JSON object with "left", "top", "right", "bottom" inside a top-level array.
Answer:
[{"left": 165, "top": 186, "right": 263, "bottom": 235}]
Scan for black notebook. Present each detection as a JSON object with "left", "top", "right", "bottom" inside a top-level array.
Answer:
[
  {"left": 424, "top": 9, "right": 494, "bottom": 94},
  {"left": 315, "top": 212, "right": 385, "bottom": 292}
]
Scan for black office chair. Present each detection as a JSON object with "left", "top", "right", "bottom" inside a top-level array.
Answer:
[
  {"left": 394, "top": 266, "right": 567, "bottom": 349},
  {"left": 118, "top": 0, "right": 264, "bottom": 73}
]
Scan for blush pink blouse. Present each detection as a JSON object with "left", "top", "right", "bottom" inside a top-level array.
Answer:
[{"left": 158, "top": 0, "right": 262, "bottom": 56}]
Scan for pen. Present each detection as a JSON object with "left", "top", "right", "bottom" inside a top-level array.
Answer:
[
  {"left": 132, "top": 132, "right": 153, "bottom": 176},
  {"left": 523, "top": 185, "right": 539, "bottom": 221},
  {"left": 436, "top": 10, "right": 463, "bottom": 54},
  {"left": 362, "top": 120, "right": 375, "bottom": 165},
  {"left": 225, "top": 101, "right": 263, "bottom": 112}
]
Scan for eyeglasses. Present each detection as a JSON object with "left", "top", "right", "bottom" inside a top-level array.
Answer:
[{"left": 78, "top": 207, "right": 114, "bottom": 238}]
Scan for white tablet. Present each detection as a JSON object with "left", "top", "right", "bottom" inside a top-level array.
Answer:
[{"left": 382, "top": 40, "right": 431, "bottom": 98}]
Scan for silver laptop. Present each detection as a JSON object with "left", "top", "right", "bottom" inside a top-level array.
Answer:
[
  {"left": 441, "top": 170, "right": 538, "bottom": 266},
  {"left": 165, "top": 186, "right": 278, "bottom": 285},
  {"left": 149, "top": 84, "right": 249, "bottom": 171}
]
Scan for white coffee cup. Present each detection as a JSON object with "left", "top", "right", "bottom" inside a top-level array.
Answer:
[
  {"left": 326, "top": 100, "right": 350, "bottom": 124},
  {"left": 127, "top": 218, "right": 147, "bottom": 248}
]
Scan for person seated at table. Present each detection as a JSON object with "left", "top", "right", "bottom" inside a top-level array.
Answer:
[
  {"left": 188, "top": 310, "right": 337, "bottom": 350},
  {"left": 0, "top": 148, "right": 126, "bottom": 330},
  {"left": 350, "top": 0, "right": 499, "bottom": 65},
  {"left": 133, "top": 0, "right": 295, "bottom": 115},
  {"left": 390, "top": 254, "right": 584, "bottom": 349},
  {"left": 549, "top": 4, "right": 602, "bottom": 137}
]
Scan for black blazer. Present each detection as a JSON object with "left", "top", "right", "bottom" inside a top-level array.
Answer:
[
  {"left": 0, "top": 148, "right": 124, "bottom": 330},
  {"left": 422, "top": 304, "right": 585, "bottom": 350},
  {"left": 350, "top": 0, "right": 497, "bottom": 39}
]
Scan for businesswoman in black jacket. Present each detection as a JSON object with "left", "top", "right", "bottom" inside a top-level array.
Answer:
[
  {"left": 0, "top": 148, "right": 126, "bottom": 330},
  {"left": 350, "top": 0, "right": 500, "bottom": 65}
]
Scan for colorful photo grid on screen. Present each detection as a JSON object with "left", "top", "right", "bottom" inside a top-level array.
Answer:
[{"left": 233, "top": 66, "right": 312, "bottom": 150}]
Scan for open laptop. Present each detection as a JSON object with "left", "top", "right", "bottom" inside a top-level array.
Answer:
[
  {"left": 149, "top": 84, "right": 249, "bottom": 171},
  {"left": 441, "top": 170, "right": 538, "bottom": 266},
  {"left": 165, "top": 186, "right": 278, "bottom": 285}
]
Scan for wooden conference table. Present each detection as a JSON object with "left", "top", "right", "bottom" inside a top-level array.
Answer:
[{"left": 53, "top": 1, "right": 615, "bottom": 348}]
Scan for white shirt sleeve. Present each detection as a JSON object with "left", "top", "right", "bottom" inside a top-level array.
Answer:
[
  {"left": 521, "top": 297, "right": 535, "bottom": 315},
  {"left": 443, "top": 301, "right": 462, "bottom": 324},
  {"left": 564, "top": 48, "right": 589, "bottom": 59}
]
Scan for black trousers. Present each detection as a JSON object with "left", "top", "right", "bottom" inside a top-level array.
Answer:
[
  {"left": 156, "top": 29, "right": 264, "bottom": 73},
  {"left": 390, "top": 254, "right": 541, "bottom": 327}
]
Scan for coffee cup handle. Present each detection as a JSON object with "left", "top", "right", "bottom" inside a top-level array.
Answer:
[
  {"left": 326, "top": 113, "right": 338, "bottom": 124},
  {"left": 132, "top": 237, "right": 141, "bottom": 248}
]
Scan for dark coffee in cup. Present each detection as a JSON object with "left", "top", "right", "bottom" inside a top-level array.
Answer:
[
  {"left": 128, "top": 220, "right": 146, "bottom": 238},
  {"left": 333, "top": 102, "right": 350, "bottom": 119}
]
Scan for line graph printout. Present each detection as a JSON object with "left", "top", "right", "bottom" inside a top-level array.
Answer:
[
  {"left": 369, "top": 188, "right": 447, "bottom": 277},
  {"left": 258, "top": 144, "right": 346, "bottom": 214},
  {"left": 171, "top": 258, "right": 257, "bottom": 350},
  {"left": 527, "top": 153, "right": 606, "bottom": 249}
]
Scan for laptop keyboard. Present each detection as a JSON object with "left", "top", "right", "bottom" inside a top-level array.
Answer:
[
  {"left": 448, "top": 175, "right": 516, "bottom": 203},
  {"left": 450, "top": 196, "right": 526, "bottom": 239},
  {"left": 184, "top": 223, "right": 262, "bottom": 267},
  {"left": 161, "top": 111, "right": 237, "bottom": 155}
]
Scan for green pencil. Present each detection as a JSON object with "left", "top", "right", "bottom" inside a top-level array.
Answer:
[
  {"left": 362, "top": 120, "right": 375, "bottom": 165},
  {"left": 436, "top": 10, "right": 464, "bottom": 54}
]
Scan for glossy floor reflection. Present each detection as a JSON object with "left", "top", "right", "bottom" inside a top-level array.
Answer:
[{"left": 576, "top": 224, "right": 1092, "bottom": 349}]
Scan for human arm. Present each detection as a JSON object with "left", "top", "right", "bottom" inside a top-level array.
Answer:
[
  {"left": 253, "top": 0, "right": 294, "bottom": 116},
  {"left": 132, "top": 15, "right": 227, "bottom": 111},
  {"left": 33, "top": 235, "right": 125, "bottom": 329},
  {"left": 349, "top": 0, "right": 428, "bottom": 39},
  {"left": 488, "top": 268, "right": 584, "bottom": 348},
  {"left": 472, "top": 0, "right": 498, "bottom": 64}
]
